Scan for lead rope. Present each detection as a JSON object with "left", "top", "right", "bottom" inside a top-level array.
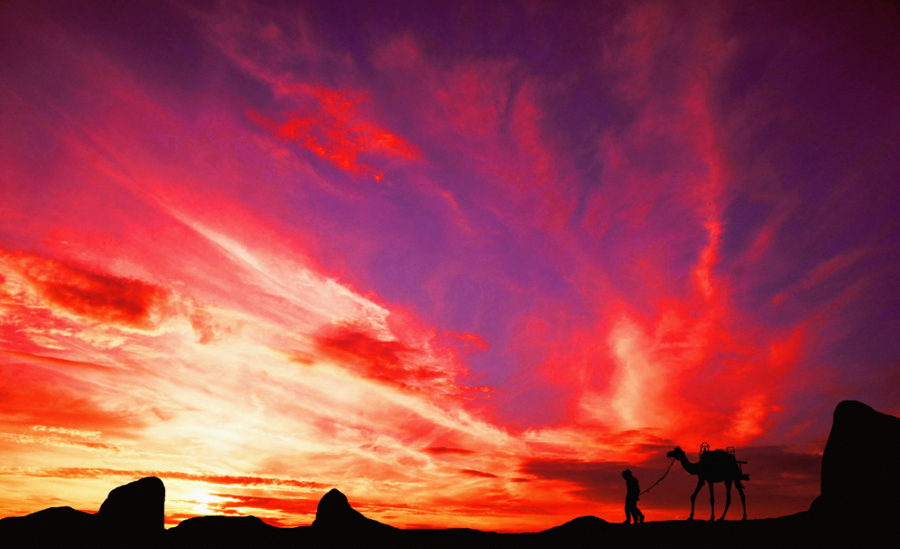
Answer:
[{"left": 639, "top": 457, "right": 676, "bottom": 496}]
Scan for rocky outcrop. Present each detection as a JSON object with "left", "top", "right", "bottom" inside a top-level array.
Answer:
[
  {"left": 810, "top": 400, "right": 900, "bottom": 519},
  {"left": 95, "top": 476, "right": 165, "bottom": 548},
  {"left": 165, "top": 488, "right": 397, "bottom": 547},
  {"left": 312, "top": 488, "right": 395, "bottom": 532},
  {"left": 313, "top": 489, "right": 368, "bottom": 528},
  {"left": 98, "top": 476, "right": 165, "bottom": 535}
]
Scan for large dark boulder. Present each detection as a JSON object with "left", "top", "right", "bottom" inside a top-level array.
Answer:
[
  {"left": 98, "top": 476, "right": 165, "bottom": 545},
  {"left": 811, "top": 400, "right": 900, "bottom": 519}
]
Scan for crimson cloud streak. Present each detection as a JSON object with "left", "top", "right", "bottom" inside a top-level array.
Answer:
[{"left": 1, "top": 0, "right": 899, "bottom": 531}]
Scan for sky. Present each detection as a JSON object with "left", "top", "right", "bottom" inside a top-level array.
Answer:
[{"left": 1, "top": 0, "right": 898, "bottom": 531}]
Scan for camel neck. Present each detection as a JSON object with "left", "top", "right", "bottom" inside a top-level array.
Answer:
[{"left": 678, "top": 455, "right": 699, "bottom": 475}]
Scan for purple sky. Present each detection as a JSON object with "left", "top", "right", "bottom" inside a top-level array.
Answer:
[{"left": 1, "top": 0, "right": 899, "bottom": 529}]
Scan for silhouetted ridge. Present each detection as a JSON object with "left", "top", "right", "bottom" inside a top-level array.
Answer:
[
  {"left": 0, "top": 506, "right": 96, "bottom": 548},
  {"left": 0, "top": 476, "right": 164, "bottom": 548},
  {"left": 541, "top": 514, "right": 608, "bottom": 534},
  {"left": 168, "top": 515, "right": 289, "bottom": 548},
  {"left": 810, "top": 400, "right": 900, "bottom": 519}
]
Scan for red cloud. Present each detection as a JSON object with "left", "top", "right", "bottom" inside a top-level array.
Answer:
[
  {"left": 0, "top": 349, "right": 111, "bottom": 373},
  {"left": 208, "top": 494, "right": 319, "bottom": 518},
  {"left": 0, "top": 363, "right": 141, "bottom": 435},
  {"left": 772, "top": 248, "right": 870, "bottom": 305},
  {"left": 423, "top": 446, "right": 475, "bottom": 456},
  {"left": 313, "top": 325, "right": 458, "bottom": 395},
  {"left": 2, "top": 248, "right": 172, "bottom": 330},
  {"left": 459, "top": 469, "right": 498, "bottom": 479},
  {"left": 165, "top": 513, "right": 199, "bottom": 526},
  {"left": 440, "top": 333, "right": 490, "bottom": 355},
  {"left": 250, "top": 85, "right": 420, "bottom": 180},
  {"left": 7, "top": 467, "right": 327, "bottom": 490}
]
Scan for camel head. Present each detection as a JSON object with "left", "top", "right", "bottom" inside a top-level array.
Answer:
[{"left": 666, "top": 446, "right": 686, "bottom": 460}]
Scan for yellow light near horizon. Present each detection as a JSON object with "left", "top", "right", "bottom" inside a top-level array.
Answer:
[{"left": 181, "top": 490, "right": 230, "bottom": 515}]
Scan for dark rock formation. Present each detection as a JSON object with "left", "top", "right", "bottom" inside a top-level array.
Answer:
[
  {"left": 98, "top": 475, "right": 165, "bottom": 534},
  {"left": 167, "top": 515, "right": 293, "bottom": 549},
  {"left": 0, "top": 478, "right": 167, "bottom": 549},
  {"left": 810, "top": 400, "right": 900, "bottom": 519},
  {"left": 312, "top": 488, "right": 367, "bottom": 528},
  {"left": 309, "top": 488, "right": 396, "bottom": 546},
  {"left": 0, "top": 506, "right": 97, "bottom": 549}
]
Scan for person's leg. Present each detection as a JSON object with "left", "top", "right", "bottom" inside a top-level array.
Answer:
[{"left": 625, "top": 499, "right": 638, "bottom": 523}]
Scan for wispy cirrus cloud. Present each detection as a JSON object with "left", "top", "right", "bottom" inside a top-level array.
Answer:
[{"left": 0, "top": 467, "right": 328, "bottom": 490}]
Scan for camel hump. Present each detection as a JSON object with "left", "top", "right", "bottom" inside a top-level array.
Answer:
[{"left": 700, "top": 448, "right": 737, "bottom": 464}]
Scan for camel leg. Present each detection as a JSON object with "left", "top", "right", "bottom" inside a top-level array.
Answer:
[
  {"left": 688, "top": 477, "right": 704, "bottom": 520},
  {"left": 735, "top": 479, "right": 747, "bottom": 520},
  {"left": 718, "top": 479, "right": 732, "bottom": 521},
  {"left": 707, "top": 480, "right": 716, "bottom": 521}
]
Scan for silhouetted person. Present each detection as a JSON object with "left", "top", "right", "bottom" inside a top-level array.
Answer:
[{"left": 622, "top": 469, "right": 644, "bottom": 524}]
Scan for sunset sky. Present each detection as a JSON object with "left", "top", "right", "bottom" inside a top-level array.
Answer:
[{"left": 1, "top": 0, "right": 899, "bottom": 531}]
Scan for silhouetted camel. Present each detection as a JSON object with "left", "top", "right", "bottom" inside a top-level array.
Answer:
[{"left": 666, "top": 446, "right": 747, "bottom": 521}]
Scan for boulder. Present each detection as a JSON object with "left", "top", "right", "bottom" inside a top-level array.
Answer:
[
  {"left": 810, "top": 400, "right": 900, "bottom": 518},
  {"left": 98, "top": 476, "right": 165, "bottom": 540}
]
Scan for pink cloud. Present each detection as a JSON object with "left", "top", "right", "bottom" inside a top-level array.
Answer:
[{"left": 249, "top": 85, "right": 420, "bottom": 180}]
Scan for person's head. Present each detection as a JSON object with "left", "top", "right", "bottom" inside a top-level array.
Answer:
[{"left": 622, "top": 469, "right": 632, "bottom": 479}]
